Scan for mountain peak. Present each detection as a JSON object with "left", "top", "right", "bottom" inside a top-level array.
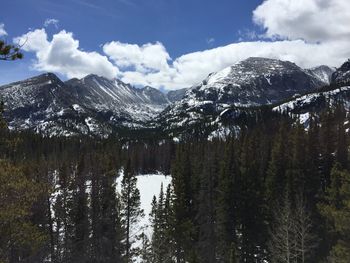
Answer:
[
  {"left": 176, "top": 57, "right": 330, "bottom": 109},
  {"left": 331, "top": 59, "right": 350, "bottom": 85},
  {"left": 82, "top": 74, "right": 114, "bottom": 83}
]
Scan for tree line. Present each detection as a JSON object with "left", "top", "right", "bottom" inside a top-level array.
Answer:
[{"left": 0, "top": 102, "right": 350, "bottom": 262}]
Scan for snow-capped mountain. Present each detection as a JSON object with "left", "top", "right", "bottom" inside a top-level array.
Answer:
[
  {"left": 306, "top": 65, "right": 335, "bottom": 85},
  {"left": 332, "top": 59, "right": 350, "bottom": 85},
  {"left": 65, "top": 74, "right": 169, "bottom": 122},
  {"left": 185, "top": 57, "right": 330, "bottom": 106},
  {"left": 0, "top": 73, "right": 173, "bottom": 136},
  {"left": 157, "top": 57, "right": 332, "bottom": 130},
  {"left": 0, "top": 57, "right": 348, "bottom": 138},
  {"left": 273, "top": 86, "right": 350, "bottom": 120},
  {"left": 167, "top": 88, "right": 188, "bottom": 103}
]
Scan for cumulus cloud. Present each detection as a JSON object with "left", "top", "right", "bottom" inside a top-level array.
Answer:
[
  {"left": 100, "top": 0, "right": 350, "bottom": 90},
  {"left": 253, "top": 0, "right": 350, "bottom": 42},
  {"left": 44, "top": 18, "right": 59, "bottom": 28},
  {"left": 14, "top": 29, "right": 118, "bottom": 79},
  {"left": 114, "top": 39, "right": 349, "bottom": 90},
  {"left": 103, "top": 41, "right": 171, "bottom": 73},
  {"left": 0, "top": 23, "right": 7, "bottom": 37},
  {"left": 14, "top": 0, "right": 350, "bottom": 90}
]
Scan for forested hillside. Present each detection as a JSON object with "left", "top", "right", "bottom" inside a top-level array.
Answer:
[{"left": 1, "top": 100, "right": 350, "bottom": 262}]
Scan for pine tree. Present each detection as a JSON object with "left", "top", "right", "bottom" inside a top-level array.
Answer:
[
  {"left": 238, "top": 131, "right": 268, "bottom": 261},
  {"left": 140, "top": 232, "right": 152, "bottom": 262},
  {"left": 197, "top": 150, "right": 217, "bottom": 263},
  {"left": 305, "top": 115, "right": 322, "bottom": 203},
  {"left": 216, "top": 139, "right": 237, "bottom": 262},
  {"left": 0, "top": 40, "right": 23, "bottom": 60},
  {"left": 266, "top": 121, "right": 288, "bottom": 203},
  {"left": 120, "top": 158, "right": 144, "bottom": 262},
  {"left": 99, "top": 160, "right": 123, "bottom": 263},
  {"left": 319, "top": 108, "right": 335, "bottom": 190},
  {"left": 334, "top": 104, "right": 348, "bottom": 169},
  {"left": 71, "top": 156, "right": 90, "bottom": 262},
  {"left": 318, "top": 164, "right": 350, "bottom": 262},
  {"left": 0, "top": 159, "right": 45, "bottom": 262},
  {"left": 171, "top": 145, "right": 196, "bottom": 262}
]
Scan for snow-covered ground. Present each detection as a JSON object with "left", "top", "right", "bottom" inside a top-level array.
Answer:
[
  {"left": 116, "top": 173, "right": 172, "bottom": 262},
  {"left": 116, "top": 173, "right": 172, "bottom": 237}
]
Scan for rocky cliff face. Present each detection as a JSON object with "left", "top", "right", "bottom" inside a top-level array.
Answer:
[
  {"left": 0, "top": 74, "right": 171, "bottom": 136},
  {"left": 332, "top": 59, "right": 350, "bottom": 85},
  {"left": 157, "top": 57, "right": 332, "bottom": 130}
]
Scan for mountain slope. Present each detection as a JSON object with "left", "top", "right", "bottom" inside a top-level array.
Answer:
[
  {"left": 0, "top": 74, "right": 171, "bottom": 136},
  {"left": 332, "top": 59, "right": 350, "bottom": 85},
  {"left": 1, "top": 57, "right": 347, "bottom": 139},
  {"left": 157, "top": 57, "right": 331, "bottom": 130},
  {"left": 65, "top": 74, "right": 169, "bottom": 123},
  {"left": 306, "top": 65, "right": 335, "bottom": 85},
  {"left": 183, "top": 57, "right": 328, "bottom": 107}
]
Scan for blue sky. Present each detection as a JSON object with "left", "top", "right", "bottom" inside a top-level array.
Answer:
[{"left": 1, "top": 0, "right": 349, "bottom": 89}]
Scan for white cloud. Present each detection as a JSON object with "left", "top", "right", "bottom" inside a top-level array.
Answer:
[
  {"left": 0, "top": 23, "right": 7, "bottom": 37},
  {"left": 44, "top": 18, "right": 59, "bottom": 28},
  {"left": 14, "top": 29, "right": 118, "bottom": 79},
  {"left": 103, "top": 41, "right": 171, "bottom": 73},
  {"left": 100, "top": 0, "right": 350, "bottom": 90},
  {"left": 14, "top": 29, "right": 50, "bottom": 51},
  {"left": 115, "top": 39, "right": 349, "bottom": 90},
  {"left": 14, "top": 0, "right": 350, "bottom": 90},
  {"left": 253, "top": 0, "right": 350, "bottom": 43}
]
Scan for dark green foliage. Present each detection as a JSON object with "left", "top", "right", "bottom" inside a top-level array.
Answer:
[
  {"left": 120, "top": 158, "right": 144, "bottom": 262},
  {"left": 318, "top": 164, "right": 350, "bottom": 262},
  {"left": 0, "top": 104, "right": 349, "bottom": 262},
  {"left": 0, "top": 40, "right": 23, "bottom": 61}
]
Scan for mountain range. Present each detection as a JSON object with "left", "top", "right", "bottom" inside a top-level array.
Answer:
[{"left": 1, "top": 57, "right": 349, "bottom": 139}]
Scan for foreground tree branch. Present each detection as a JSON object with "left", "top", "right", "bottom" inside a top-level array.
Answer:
[{"left": 0, "top": 40, "right": 23, "bottom": 61}]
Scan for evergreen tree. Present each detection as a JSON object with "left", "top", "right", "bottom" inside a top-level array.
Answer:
[
  {"left": 71, "top": 156, "right": 90, "bottom": 262},
  {"left": 140, "top": 232, "right": 152, "bottom": 262},
  {"left": 197, "top": 150, "right": 217, "bottom": 263},
  {"left": 120, "top": 158, "right": 144, "bottom": 262},
  {"left": 0, "top": 160, "right": 45, "bottom": 262},
  {"left": 0, "top": 40, "right": 23, "bottom": 60},
  {"left": 99, "top": 160, "right": 123, "bottom": 262},
  {"left": 238, "top": 131, "right": 268, "bottom": 261},
  {"left": 318, "top": 164, "right": 350, "bottom": 262},
  {"left": 266, "top": 121, "right": 288, "bottom": 203},
  {"left": 216, "top": 139, "right": 237, "bottom": 262},
  {"left": 171, "top": 145, "right": 196, "bottom": 262}
]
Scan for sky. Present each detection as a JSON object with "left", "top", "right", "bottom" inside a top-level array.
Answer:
[{"left": 1, "top": 0, "right": 350, "bottom": 90}]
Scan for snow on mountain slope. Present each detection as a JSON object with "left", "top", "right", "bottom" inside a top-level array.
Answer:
[
  {"left": 273, "top": 86, "right": 350, "bottom": 127},
  {"left": 306, "top": 65, "right": 335, "bottom": 85},
  {"left": 1, "top": 57, "right": 346, "bottom": 139},
  {"left": 157, "top": 57, "right": 330, "bottom": 131},
  {"left": 66, "top": 74, "right": 169, "bottom": 122},
  {"left": 0, "top": 73, "right": 91, "bottom": 136},
  {"left": 0, "top": 73, "right": 173, "bottom": 136},
  {"left": 332, "top": 59, "right": 350, "bottom": 85},
  {"left": 273, "top": 86, "right": 350, "bottom": 112},
  {"left": 166, "top": 88, "right": 187, "bottom": 103},
  {"left": 184, "top": 57, "right": 328, "bottom": 107}
]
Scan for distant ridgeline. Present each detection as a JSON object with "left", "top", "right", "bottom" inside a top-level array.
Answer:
[{"left": 1, "top": 57, "right": 350, "bottom": 141}]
